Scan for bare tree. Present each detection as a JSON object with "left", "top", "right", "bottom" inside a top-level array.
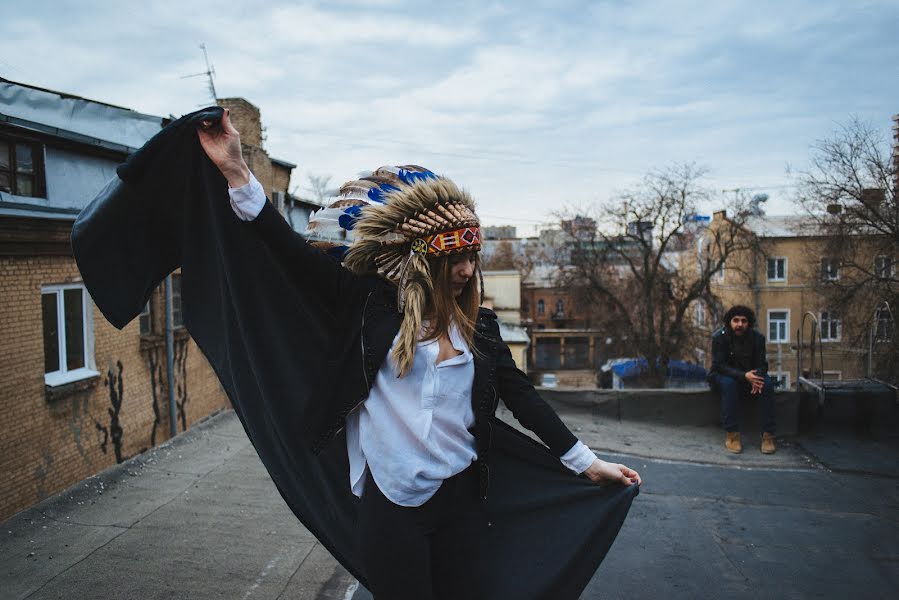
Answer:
[
  {"left": 482, "top": 240, "right": 517, "bottom": 270},
  {"left": 559, "top": 164, "right": 752, "bottom": 386},
  {"left": 304, "top": 173, "right": 333, "bottom": 205},
  {"left": 794, "top": 116, "right": 898, "bottom": 381}
]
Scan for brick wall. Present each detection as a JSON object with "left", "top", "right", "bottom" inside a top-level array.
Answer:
[
  {"left": 0, "top": 255, "right": 230, "bottom": 521},
  {"left": 218, "top": 98, "right": 262, "bottom": 147}
]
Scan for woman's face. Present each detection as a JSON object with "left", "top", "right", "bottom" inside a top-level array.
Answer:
[{"left": 448, "top": 253, "right": 477, "bottom": 298}]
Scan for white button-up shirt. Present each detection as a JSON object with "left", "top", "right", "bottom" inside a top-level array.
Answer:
[
  {"left": 347, "top": 321, "right": 477, "bottom": 506},
  {"left": 229, "top": 173, "right": 598, "bottom": 507}
]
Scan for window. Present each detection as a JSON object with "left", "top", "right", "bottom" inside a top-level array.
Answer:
[
  {"left": 694, "top": 301, "right": 706, "bottom": 326},
  {"left": 139, "top": 300, "right": 153, "bottom": 335},
  {"left": 770, "top": 372, "right": 790, "bottom": 390},
  {"left": 820, "top": 311, "right": 841, "bottom": 341},
  {"left": 41, "top": 284, "right": 97, "bottom": 386},
  {"left": 875, "top": 307, "right": 893, "bottom": 342},
  {"left": 820, "top": 257, "right": 839, "bottom": 280},
  {"left": 537, "top": 299, "right": 545, "bottom": 316},
  {"left": 822, "top": 371, "right": 842, "bottom": 381},
  {"left": 875, "top": 256, "right": 893, "bottom": 279},
  {"left": 554, "top": 299, "right": 564, "bottom": 317},
  {"left": 535, "top": 338, "right": 561, "bottom": 369},
  {"left": 171, "top": 273, "right": 184, "bottom": 328},
  {"left": 767, "top": 310, "right": 789, "bottom": 343},
  {"left": 0, "top": 137, "right": 45, "bottom": 198},
  {"left": 766, "top": 257, "right": 786, "bottom": 282}
]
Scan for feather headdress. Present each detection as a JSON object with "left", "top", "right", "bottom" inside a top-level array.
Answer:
[{"left": 304, "top": 165, "right": 483, "bottom": 376}]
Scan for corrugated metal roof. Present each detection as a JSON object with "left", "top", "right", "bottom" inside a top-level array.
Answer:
[{"left": 0, "top": 78, "right": 163, "bottom": 150}]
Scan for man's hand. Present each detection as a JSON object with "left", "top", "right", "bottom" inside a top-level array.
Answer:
[
  {"left": 197, "top": 109, "right": 250, "bottom": 188},
  {"left": 745, "top": 370, "right": 764, "bottom": 391},
  {"left": 583, "top": 458, "right": 641, "bottom": 486}
]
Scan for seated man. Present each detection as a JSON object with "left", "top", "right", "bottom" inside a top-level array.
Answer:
[{"left": 709, "top": 305, "right": 776, "bottom": 454}]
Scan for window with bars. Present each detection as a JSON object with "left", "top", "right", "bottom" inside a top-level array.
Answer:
[
  {"left": 767, "top": 310, "right": 789, "bottom": 342},
  {"left": 820, "top": 257, "right": 839, "bottom": 280},
  {"left": 0, "top": 137, "right": 45, "bottom": 198},
  {"left": 41, "top": 284, "right": 96, "bottom": 386},
  {"left": 820, "top": 311, "right": 841, "bottom": 341},
  {"left": 766, "top": 257, "right": 786, "bottom": 282}
]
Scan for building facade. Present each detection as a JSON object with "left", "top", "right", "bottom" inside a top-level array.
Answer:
[
  {"left": 0, "top": 81, "right": 295, "bottom": 521},
  {"left": 705, "top": 210, "right": 892, "bottom": 389}
]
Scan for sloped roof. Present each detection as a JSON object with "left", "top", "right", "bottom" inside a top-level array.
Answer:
[{"left": 0, "top": 78, "right": 163, "bottom": 151}]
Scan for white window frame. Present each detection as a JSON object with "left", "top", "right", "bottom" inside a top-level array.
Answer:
[
  {"left": 139, "top": 299, "right": 152, "bottom": 335},
  {"left": 770, "top": 371, "right": 790, "bottom": 390},
  {"left": 820, "top": 257, "right": 839, "bottom": 281},
  {"left": 767, "top": 309, "right": 790, "bottom": 343},
  {"left": 41, "top": 284, "right": 98, "bottom": 387},
  {"left": 819, "top": 310, "right": 841, "bottom": 342},
  {"left": 766, "top": 257, "right": 787, "bottom": 282},
  {"left": 694, "top": 301, "right": 706, "bottom": 326}
]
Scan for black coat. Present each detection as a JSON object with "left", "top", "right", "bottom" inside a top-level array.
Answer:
[
  {"left": 709, "top": 327, "right": 769, "bottom": 381},
  {"left": 72, "top": 107, "right": 637, "bottom": 600}
]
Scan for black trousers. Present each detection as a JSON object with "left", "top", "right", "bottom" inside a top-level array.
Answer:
[{"left": 357, "top": 463, "right": 484, "bottom": 600}]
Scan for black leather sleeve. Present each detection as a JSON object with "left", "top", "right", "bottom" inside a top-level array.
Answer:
[
  {"left": 492, "top": 321, "right": 578, "bottom": 457},
  {"left": 251, "top": 200, "right": 369, "bottom": 314}
]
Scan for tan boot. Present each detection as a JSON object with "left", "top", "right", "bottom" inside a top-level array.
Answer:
[
  {"left": 725, "top": 431, "right": 742, "bottom": 453},
  {"left": 761, "top": 432, "right": 777, "bottom": 454}
]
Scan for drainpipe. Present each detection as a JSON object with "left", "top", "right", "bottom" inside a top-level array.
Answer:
[{"left": 164, "top": 275, "right": 177, "bottom": 438}]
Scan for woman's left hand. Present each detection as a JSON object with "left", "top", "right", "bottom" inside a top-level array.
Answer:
[{"left": 583, "top": 458, "right": 641, "bottom": 486}]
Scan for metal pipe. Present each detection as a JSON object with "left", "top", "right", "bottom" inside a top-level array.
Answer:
[{"left": 164, "top": 275, "right": 177, "bottom": 438}]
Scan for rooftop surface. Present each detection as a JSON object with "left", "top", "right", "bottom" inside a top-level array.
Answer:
[{"left": 3, "top": 405, "right": 898, "bottom": 600}]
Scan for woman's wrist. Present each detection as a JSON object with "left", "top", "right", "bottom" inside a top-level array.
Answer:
[{"left": 222, "top": 161, "right": 251, "bottom": 188}]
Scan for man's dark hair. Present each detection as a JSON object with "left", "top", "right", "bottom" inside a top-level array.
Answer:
[{"left": 723, "top": 305, "right": 756, "bottom": 330}]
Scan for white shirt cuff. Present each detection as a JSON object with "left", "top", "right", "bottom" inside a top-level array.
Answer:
[
  {"left": 228, "top": 171, "right": 266, "bottom": 221},
  {"left": 559, "top": 440, "right": 596, "bottom": 475}
]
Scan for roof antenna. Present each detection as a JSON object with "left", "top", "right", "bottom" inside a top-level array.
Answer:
[{"left": 181, "top": 43, "right": 217, "bottom": 105}]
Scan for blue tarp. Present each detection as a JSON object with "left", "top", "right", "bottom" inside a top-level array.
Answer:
[{"left": 611, "top": 358, "right": 706, "bottom": 379}]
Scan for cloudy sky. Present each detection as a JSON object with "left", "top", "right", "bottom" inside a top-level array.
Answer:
[{"left": 3, "top": 0, "right": 898, "bottom": 233}]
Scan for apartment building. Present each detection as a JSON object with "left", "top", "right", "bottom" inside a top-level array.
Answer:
[{"left": 707, "top": 211, "right": 892, "bottom": 389}]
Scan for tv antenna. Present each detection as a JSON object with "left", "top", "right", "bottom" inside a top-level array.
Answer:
[{"left": 181, "top": 43, "right": 217, "bottom": 104}]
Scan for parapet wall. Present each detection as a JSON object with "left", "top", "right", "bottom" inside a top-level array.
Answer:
[{"left": 537, "top": 388, "right": 801, "bottom": 434}]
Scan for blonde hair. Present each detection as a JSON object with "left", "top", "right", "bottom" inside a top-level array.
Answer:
[{"left": 391, "top": 253, "right": 481, "bottom": 377}]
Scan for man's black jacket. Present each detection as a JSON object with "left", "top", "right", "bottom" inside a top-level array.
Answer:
[
  {"left": 709, "top": 327, "right": 769, "bottom": 382},
  {"left": 71, "top": 107, "right": 636, "bottom": 599}
]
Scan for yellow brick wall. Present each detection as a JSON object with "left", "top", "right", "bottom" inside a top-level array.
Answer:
[{"left": 0, "top": 256, "right": 230, "bottom": 521}]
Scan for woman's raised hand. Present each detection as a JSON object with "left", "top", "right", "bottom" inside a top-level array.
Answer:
[
  {"left": 197, "top": 108, "right": 250, "bottom": 188},
  {"left": 583, "top": 458, "right": 642, "bottom": 487}
]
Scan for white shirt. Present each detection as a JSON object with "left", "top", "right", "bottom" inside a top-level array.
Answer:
[{"left": 229, "top": 173, "right": 598, "bottom": 505}]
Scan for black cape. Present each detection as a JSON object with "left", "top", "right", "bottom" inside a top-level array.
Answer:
[{"left": 71, "top": 107, "right": 638, "bottom": 600}]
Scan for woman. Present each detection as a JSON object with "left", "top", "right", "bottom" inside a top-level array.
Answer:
[
  {"left": 72, "top": 106, "right": 640, "bottom": 600},
  {"left": 198, "top": 109, "right": 640, "bottom": 599}
]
